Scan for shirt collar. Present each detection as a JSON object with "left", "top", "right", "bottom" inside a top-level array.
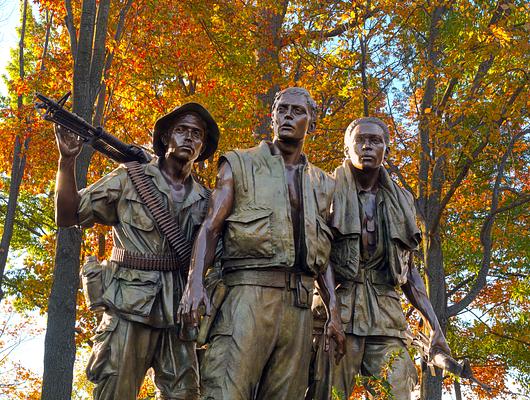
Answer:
[{"left": 143, "top": 158, "right": 208, "bottom": 209}]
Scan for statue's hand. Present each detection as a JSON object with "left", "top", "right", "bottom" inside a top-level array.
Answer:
[
  {"left": 55, "top": 125, "right": 82, "bottom": 159},
  {"left": 429, "top": 328, "right": 451, "bottom": 359},
  {"left": 177, "top": 278, "right": 211, "bottom": 328},
  {"left": 324, "top": 312, "right": 346, "bottom": 364}
]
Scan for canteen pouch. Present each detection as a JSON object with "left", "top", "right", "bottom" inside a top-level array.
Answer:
[
  {"left": 294, "top": 275, "right": 313, "bottom": 309},
  {"left": 81, "top": 256, "right": 107, "bottom": 312}
]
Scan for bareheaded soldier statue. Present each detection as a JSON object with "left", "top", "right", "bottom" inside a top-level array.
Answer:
[
  {"left": 315, "top": 117, "right": 451, "bottom": 399},
  {"left": 178, "top": 87, "right": 345, "bottom": 400},
  {"left": 54, "top": 103, "right": 219, "bottom": 400}
]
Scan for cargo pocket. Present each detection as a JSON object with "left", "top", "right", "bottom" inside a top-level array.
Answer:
[
  {"left": 330, "top": 236, "right": 360, "bottom": 281},
  {"left": 207, "top": 295, "right": 234, "bottom": 338},
  {"left": 314, "top": 216, "right": 333, "bottom": 270},
  {"left": 374, "top": 284, "right": 408, "bottom": 331},
  {"left": 86, "top": 312, "right": 119, "bottom": 383},
  {"left": 81, "top": 256, "right": 106, "bottom": 311},
  {"left": 223, "top": 208, "right": 274, "bottom": 259},
  {"left": 336, "top": 283, "right": 355, "bottom": 324},
  {"left": 112, "top": 268, "right": 161, "bottom": 317}
]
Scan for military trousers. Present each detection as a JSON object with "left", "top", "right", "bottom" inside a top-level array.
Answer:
[
  {"left": 200, "top": 284, "right": 314, "bottom": 400},
  {"left": 332, "top": 335, "right": 417, "bottom": 400},
  {"left": 86, "top": 311, "right": 199, "bottom": 400}
]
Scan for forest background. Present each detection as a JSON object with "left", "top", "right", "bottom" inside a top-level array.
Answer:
[{"left": 0, "top": 0, "right": 528, "bottom": 399}]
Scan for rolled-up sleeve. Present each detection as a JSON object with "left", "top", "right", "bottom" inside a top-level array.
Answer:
[{"left": 78, "top": 167, "right": 126, "bottom": 228}]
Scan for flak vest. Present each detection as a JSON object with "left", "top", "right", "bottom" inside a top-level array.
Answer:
[
  {"left": 329, "top": 162, "right": 421, "bottom": 286},
  {"left": 220, "top": 141, "right": 335, "bottom": 276}
]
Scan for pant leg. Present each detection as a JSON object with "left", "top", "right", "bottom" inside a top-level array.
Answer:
[
  {"left": 152, "top": 328, "right": 199, "bottom": 400},
  {"left": 361, "top": 336, "right": 417, "bottom": 400},
  {"left": 328, "top": 334, "right": 366, "bottom": 400},
  {"left": 87, "top": 312, "right": 159, "bottom": 400},
  {"left": 257, "top": 289, "right": 313, "bottom": 400},
  {"left": 200, "top": 285, "right": 283, "bottom": 400},
  {"left": 306, "top": 329, "right": 331, "bottom": 400}
]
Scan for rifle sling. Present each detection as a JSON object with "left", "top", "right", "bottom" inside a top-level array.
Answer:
[{"left": 125, "top": 161, "right": 192, "bottom": 269}]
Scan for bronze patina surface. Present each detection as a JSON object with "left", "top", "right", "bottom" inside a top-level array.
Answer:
[
  {"left": 310, "top": 117, "right": 451, "bottom": 400},
  {"left": 54, "top": 104, "right": 219, "bottom": 400},
  {"left": 178, "top": 87, "right": 345, "bottom": 400}
]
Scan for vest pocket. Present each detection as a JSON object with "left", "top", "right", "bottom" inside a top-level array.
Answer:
[{"left": 223, "top": 208, "right": 274, "bottom": 259}]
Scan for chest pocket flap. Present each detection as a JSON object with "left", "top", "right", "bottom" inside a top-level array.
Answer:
[{"left": 121, "top": 190, "right": 156, "bottom": 231}]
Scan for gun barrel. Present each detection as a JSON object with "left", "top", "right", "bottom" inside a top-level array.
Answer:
[{"left": 35, "top": 92, "right": 152, "bottom": 164}]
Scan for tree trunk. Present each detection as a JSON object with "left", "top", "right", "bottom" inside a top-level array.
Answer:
[
  {"left": 41, "top": 0, "right": 125, "bottom": 397},
  {"left": 253, "top": 1, "right": 288, "bottom": 141},
  {"left": 420, "top": 222, "right": 446, "bottom": 400},
  {"left": 0, "top": 0, "right": 29, "bottom": 304},
  {"left": 41, "top": 227, "right": 82, "bottom": 400},
  {"left": 454, "top": 380, "right": 462, "bottom": 400},
  {"left": 0, "top": 136, "right": 29, "bottom": 303},
  {"left": 359, "top": 32, "right": 369, "bottom": 117},
  {"left": 41, "top": 0, "right": 98, "bottom": 397}
]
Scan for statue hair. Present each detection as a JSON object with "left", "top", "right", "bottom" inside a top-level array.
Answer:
[
  {"left": 345, "top": 117, "right": 390, "bottom": 145},
  {"left": 271, "top": 87, "right": 317, "bottom": 125}
]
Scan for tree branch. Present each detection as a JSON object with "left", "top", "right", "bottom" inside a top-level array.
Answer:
[
  {"left": 447, "top": 276, "right": 474, "bottom": 298},
  {"left": 64, "top": 0, "right": 78, "bottom": 60},
  {"left": 435, "top": 77, "right": 457, "bottom": 116},
  {"left": 432, "top": 135, "right": 489, "bottom": 230},
  {"left": 88, "top": 0, "right": 110, "bottom": 108},
  {"left": 447, "top": 130, "right": 523, "bottom": 316},
  {"left": 94, "top": 0, "right": 134, "bottom": 125},
  {"left": 40, "top": 11, "right": 53, "bottom": 71}
]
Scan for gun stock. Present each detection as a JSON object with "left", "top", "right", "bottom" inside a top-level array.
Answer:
[
  {"left": 405, "top": 331, "right": 492, "bottom": 393},
  {"left": 35, "top": 92, "right": 152, "bottom": 164}
]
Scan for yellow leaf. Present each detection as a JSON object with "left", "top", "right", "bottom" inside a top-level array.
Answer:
[{"left": 491, "top": 26, "right": 511, "bottom": 44}]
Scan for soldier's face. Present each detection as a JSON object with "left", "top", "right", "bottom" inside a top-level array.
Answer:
[
  {"left": 347, "top": 123, "right": 388, "bottom": 170},
  {"left": 272, "top": 93, "right": 314, "bottom": 143},
  {"left": 164, "top": 113, "right": 206, "bottom": 162}
]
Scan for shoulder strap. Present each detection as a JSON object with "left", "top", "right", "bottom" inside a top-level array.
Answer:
[{"left": 125, "top": 161, "right": 192, "bottom": 268}]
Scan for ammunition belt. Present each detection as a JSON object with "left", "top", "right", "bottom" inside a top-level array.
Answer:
[
  {"left": 111, "top": 247, "right": 182, "bottom": 271},
  {"left": 125, "top": 161, "right": 192, "bottom": 268}
]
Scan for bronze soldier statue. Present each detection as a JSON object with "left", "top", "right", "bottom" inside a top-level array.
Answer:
[
  {"left": 54, "top": 103, "right": 219, "bottom": 400},
  {"left": 313, "top": 117, "right": 451, "bottom": 399},
  {"left": 178, "top": 87, "right": 345, "bottom": 400}
]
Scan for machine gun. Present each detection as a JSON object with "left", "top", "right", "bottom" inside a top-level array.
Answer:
[
  {"left": 35, "top": 92, "right": 152, "bottom": 164},
  {"left": 404, "top": 330, "right": 492, "bottom": 393}
]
